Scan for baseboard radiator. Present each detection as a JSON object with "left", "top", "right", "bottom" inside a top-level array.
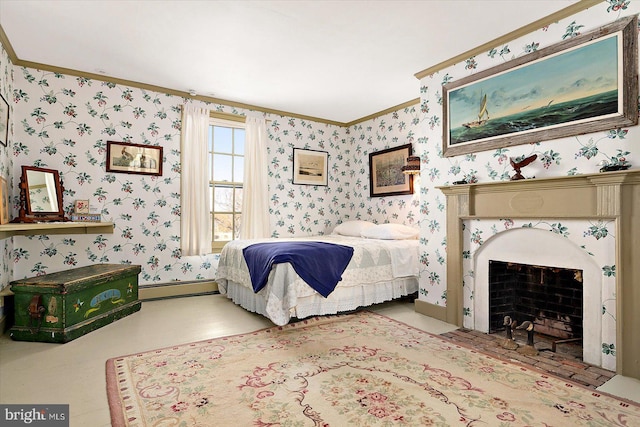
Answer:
[{"left": 139, "top": 280, "right": 219, "bottom": 301}]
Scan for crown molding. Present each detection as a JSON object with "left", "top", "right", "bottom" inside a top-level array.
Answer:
[
  {"left": 0, "top": 23, "right": 17, "bottom": 61},
  {"left": 414, "top": 0, "right": 603, "bottom": 80},
  {"left": 0, "top": 24, "right": 346, "bottom": 127},
  {"left": 0, "top": 0, "right": 605, "bottom": 128},
  {"left": 13, "top": 57, "right": 346, "bottom": 127},
  {"left": 344, "top": 98, "right": 421, "bottom": 127}
]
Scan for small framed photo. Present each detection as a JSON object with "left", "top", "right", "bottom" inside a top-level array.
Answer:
[
  {"left": 0, "top": 177, "right": 9, "bottom": 224},
  {"left": 106, "top": 141, "right": 163, "bottom": 176},
  {"left": 292, "top": 148, "right": 328, "bottom": 186},
  {"left": 74, "top": 200, "right": 90, "bottom": 214}
]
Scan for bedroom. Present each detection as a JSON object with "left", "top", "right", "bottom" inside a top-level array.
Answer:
[{"left": 1, "top": 0, "right": 640, "bottom": 424}]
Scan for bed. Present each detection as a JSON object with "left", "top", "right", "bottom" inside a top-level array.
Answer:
[{"left": 216, "top": 222, "right": 420, "bottom": 325}]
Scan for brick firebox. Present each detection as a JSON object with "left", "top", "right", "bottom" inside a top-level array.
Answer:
[{"left": 422, "top": 170, "right": 640, "bottom": 381}]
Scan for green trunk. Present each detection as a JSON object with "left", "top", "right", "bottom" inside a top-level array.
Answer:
[{"left": 10, "top": 264, "right": 141, "bottom": 343}]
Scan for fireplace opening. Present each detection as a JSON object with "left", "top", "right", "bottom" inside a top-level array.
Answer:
[{"left": 489, "top": 260, "right": 583, "bottom": 357}]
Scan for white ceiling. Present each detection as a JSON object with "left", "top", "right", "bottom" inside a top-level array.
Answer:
[{"left": 0, "top": 0, "right": 581, "bottom": 124}]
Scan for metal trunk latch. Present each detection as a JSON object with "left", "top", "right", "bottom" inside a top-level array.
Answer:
[{"left": 27, "top": 294, "right": 46, "bottom": 333}]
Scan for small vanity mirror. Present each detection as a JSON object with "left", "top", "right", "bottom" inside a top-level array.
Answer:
[{"left": 13, "top": 166, "right": 66, "bottom": 223}]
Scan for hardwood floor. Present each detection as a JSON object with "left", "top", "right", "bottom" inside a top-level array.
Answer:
[{"left": 1, "top": 294, "right": 638, "bottom": 426}]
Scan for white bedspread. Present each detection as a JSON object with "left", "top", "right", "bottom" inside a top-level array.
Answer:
[{"left": 216, "top": 235, "right": 419, "bottom": 324}]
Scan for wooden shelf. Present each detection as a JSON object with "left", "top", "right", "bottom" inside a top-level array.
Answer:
[{"left": 0, "top": 222, "right": 114, "bottom": 240}]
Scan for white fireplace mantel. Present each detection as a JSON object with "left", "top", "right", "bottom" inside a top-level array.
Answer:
[{"left": 430, "top": 169, "right": 640, "bottom": 380}]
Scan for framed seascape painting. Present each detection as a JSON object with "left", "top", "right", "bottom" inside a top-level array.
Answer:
[
  {"left": 106, "top": 141, "right": 163, "bottom": 176},
  {"left": 442, "top": 16, "right": 638, "bottom": 157},
  {"left": 369, "top": 144, "right": 413, "bottom": 197},
  {"left": 292, "top": 148, "right": 328, "bottom": 186}
]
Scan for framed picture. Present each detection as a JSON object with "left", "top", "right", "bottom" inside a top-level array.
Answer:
[
  {"left": 0, "top": 177, "right": 9, "bottom": 224},
  {"left": 106, "top": 141, "right": 163, "bottom": 176},
  {"left": 369, "top": 144, "right": 413, "bottom": 197},
  {"left": 0, "top": 93, "right": 9, "bottom": 147},
  {"left": 292, "top": 148, "right": 328, "bottom": 186},
  {"left": 74, "top": 200, "right": 90, "bottom": 214},
  {"left": 442, "top": 16, "right": 638, "bottom": 157}
]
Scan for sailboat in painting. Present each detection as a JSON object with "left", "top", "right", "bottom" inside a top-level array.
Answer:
[{"left": 463, "top": 93, "right": 490, "bottom": 128}]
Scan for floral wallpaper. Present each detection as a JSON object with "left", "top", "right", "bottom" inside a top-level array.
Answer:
[
  {"left": 264, "top": 111, "right": 420, "bottom": 238},
  {"left": 5, "top": 63, "right": 421, "bottom": 286},
  {"left": 11, "top": 71, "right": 186, "bottom": 283},
  {"left": 418, "top": 2, "right": 639, "bottom": 370},
  {"left": 1, "top": 2, "right": 638, "bottom": 370},
  {"left": 0, "top": 38, "right": 14, "bottom": 322}
]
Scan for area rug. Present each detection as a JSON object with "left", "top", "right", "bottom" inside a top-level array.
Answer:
[{"left": 106, "top": 311, "right": 640, "bottom": 426}]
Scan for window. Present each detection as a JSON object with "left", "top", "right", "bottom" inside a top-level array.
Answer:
[{"left": 209, "top": 118, "right": 245, "bottom": 252}]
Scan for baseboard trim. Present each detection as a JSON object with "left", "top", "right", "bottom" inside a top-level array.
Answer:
[
  {"left": 0, "top": 282, "right": 218, "bottom": 332},
  {"left": 414, "top": 299, "right": 448, "bottom": 322},
  {"left": 139, "top": 281, "right": 218, "bottom": 301}
]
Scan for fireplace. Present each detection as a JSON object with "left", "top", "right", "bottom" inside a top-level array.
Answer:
[
  {"left": 488, "top": 261, "right": 583, "bottom": 345},
  {"left": 473, "top": 226, "right": 603, "bottom": 367},
  {"left": 430, "top": 170, "right": 640, "bottom": 380}
]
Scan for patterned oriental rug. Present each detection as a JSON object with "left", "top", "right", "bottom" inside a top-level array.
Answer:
[{"left": 106, "top": 311, "right": 640, "bottom": 426}]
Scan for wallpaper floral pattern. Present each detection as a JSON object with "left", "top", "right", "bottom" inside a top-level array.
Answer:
[
  {"left": 0, "top": 1, "right": 637, "bottom": 370},
  {"left": 5, "top": 64, "right": 421, "bottom": 285},
  {"left": 0, "top": 40, "right": 14, "bottom": 321},
  {"left": 417, "top": 2, "right": 639, "bottom": 370}
]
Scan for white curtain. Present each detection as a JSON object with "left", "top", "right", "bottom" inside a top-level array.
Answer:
[
  {"left": 180, "top": 104, "right": 211, "bottom": 256},
  {"left": 241, "top": 117, "right": 270, "bottom": 239}
]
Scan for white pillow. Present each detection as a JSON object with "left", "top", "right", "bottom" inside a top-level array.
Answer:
[
  {"left": 332, "top": 220, "right": 376, "bottom": 237},
  {"left": 360, "top": 223, "right": 419, "bottom": 240}
]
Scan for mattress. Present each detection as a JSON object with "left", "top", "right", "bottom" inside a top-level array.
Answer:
[{"left": 216, "top": 235, "right": 419, "bottom": 325}]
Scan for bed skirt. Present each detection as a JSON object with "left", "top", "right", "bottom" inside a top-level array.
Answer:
[{"left": 219, "top": 277, "right": 418, "bottom": 326}]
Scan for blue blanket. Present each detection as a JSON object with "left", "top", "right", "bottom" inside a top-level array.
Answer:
[{"left": 242, "top": 241, "right": 354, "bottom": 298}]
